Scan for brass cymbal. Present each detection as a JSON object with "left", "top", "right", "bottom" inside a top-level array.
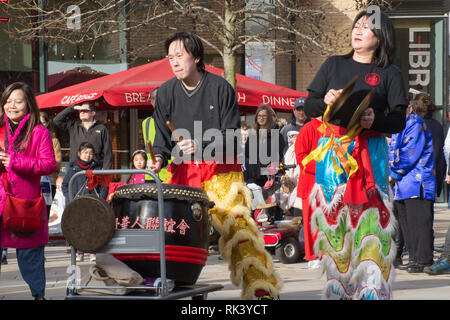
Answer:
[
  {"left": 346, "top": 88, "right": 376, "bottom": 130},
  {"left": 326, "top": 75, "right": 358, "bottom": 121}
]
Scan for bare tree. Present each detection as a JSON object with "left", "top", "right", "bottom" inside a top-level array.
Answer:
[
  {"left": 354, "top": 0, "right": 393, "bottom": 10},
  {"left": 166, "top": 0, "right": 340, "bottom": 88},
  {"left": 0, "top": 0, "right": 392, "bottom": 88}
]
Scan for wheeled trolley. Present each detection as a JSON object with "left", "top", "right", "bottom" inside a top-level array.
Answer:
[{"left": 63, "top": 169, "right": 222, "bottom": 300}]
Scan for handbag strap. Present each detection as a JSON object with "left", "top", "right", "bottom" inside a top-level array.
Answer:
[
  {"left": 2, "top": 173, "right": 7, "bottom": 193},
  {"left": 0, "top": 125, "right": 5, "bottom": 151},
  {"left": 0, "top": 126, "right": 8, "bottom": 193}
]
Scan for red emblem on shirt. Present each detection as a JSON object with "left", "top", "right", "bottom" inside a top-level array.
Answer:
[{"left": 365, "top": 73, "right": 381, "bottom": 86}]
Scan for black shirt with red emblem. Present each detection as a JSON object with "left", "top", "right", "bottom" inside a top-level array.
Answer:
[{"left": 304, "top": 55, "right": 408, "bottom": 134}]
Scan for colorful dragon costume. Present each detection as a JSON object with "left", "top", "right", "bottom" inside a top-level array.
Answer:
[
  {"left": 164, "top": 161, "right": 282, "bottom": 300},
  {"left": 296, "top": 116, "right": 396, "bottom": 300}
]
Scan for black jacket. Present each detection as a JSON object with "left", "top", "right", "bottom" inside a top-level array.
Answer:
[
  {"left": 54, "top": 105, "right": 113, "bottom": 169},
  {"left": 424, "top": 115, "right": 445, "bottom": 197},
  {"left": 62, "top": 159, "right": 108, "bottom": 203},
  {"left": 244, "top": 125, "right": 285, "bottom": 187}
]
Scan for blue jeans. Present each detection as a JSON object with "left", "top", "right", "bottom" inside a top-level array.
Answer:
[
  {"left": 16, "top": 246, "right": 46, "bottom": 297},
  {"left": 443, "top": 226, "right": 450, "bottom": 260}
]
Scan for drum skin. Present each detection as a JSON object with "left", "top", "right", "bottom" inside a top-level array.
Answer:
[
  {"left": 111, "top": 183, "right": 214, "bottom": 285},
  {"left": 61, "top": 195, "right": 116, "bottom": 253}
]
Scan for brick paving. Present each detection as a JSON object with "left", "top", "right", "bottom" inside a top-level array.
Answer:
[{"left": 0, "top": 207, "right": 449, "bottom": 300}]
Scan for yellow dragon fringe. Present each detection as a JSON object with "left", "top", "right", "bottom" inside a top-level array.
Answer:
[{"left": 203, "top": 177, "right": 282, "bottom": 300}]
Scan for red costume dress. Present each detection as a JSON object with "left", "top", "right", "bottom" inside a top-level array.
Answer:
[{"left": 295, "top": 118, "right": 396, "bottom": 300}]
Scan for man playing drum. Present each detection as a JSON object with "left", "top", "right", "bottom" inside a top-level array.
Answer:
[{"left": 149, "top": 32, "right": 281, "bottom": 300}]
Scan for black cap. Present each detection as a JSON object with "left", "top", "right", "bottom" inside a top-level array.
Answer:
[{"left": 294, "top": 97, "right": 306, "bottom": 109}]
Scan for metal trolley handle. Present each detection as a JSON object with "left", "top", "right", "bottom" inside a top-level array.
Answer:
[{"left": 67, "top": 169, "right": 169, "bottom": 297}]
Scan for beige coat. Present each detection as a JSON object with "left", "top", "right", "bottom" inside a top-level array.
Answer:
[{"left": 51, "top": 134, "right": 62, "bottom": 184}]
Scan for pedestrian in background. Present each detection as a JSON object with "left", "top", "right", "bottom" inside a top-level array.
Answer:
[
  {"left": 62, "top": 142, "right": 107, "bottom": 262},
  {"left": 62, "top": 142, "right": 108, "bottom": 204},
  {"left": 40, "top": 112, "right": 62, "bottom": 216},
  {"left": 413, "top": 92, "right": 445, "bottom": 199},
  {"left": 280, "top": 97, "right": 309, "bottom": 157},
  {"left": 244, "top": 105, "right": 285, "bottom": 189},
  {"left": 0, "top": 82, "right": 57, "bottom": 300},
  {"left": 54, "top": 102, "right": 113, "bottom": 169},
  {"left": 424, "top": 224, "right": 450, "bottom": 275},
  {"left": 142, "top": 87, "right": 170, "bottom": 181},
  {"left": 40, "top": 112, "right": 62, "bottom": 187},
  {"left": 238, "top": 121, "right": 250, "bottom": 168},
  {"left": 125, "top": 149, "right": 148, "bottom": 184},
  {"left": 389, "top": 101, "right": 435, "bottom": 273}
]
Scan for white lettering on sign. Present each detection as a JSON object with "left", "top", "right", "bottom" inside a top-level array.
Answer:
[
  {"left": 408, "top": 27, "right": 431, "bottom": 87},
  {"left": 237, "top": 92, "right": 246, "bottom": 103},
  {"left": 262, "top": 95, "right": 296, "bottom": 108},
  {"left": 124, "top": 92, "right": 152, "bottom": 104},
  {"left": 61, "top": 92, "right": 99, "bottom": 105}
]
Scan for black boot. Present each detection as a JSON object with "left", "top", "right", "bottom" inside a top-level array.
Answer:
[
  {"left": 393, "top": 257, "right": 403, "bottom": 268},
  {"left": 397, "top": 261, "right": 415, "bottom": 270},
  {"left": 407, "top": 262, "right": 433, "bottom": 273}
]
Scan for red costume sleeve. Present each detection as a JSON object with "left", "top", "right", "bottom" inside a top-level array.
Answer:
[{"left": 295, "top": 119, "right": 321, "bottom": 199}]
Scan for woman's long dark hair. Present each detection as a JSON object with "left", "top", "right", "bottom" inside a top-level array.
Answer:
[
  {"left": 0, "top": 82, "right": 41, "bottom": 149},
  {"left": 254, "top": 104, "right": 276, "bottom": 133},
  {"left": 130, "top": 149, "right": 148, "bottom": 169},
  {"left": 343, "top": 9, "right": 396, "bottom": 68}
]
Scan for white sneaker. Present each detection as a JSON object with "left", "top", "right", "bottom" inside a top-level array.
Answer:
[
  {"left": 89, "top": 254, "right": 96, "bottom": 262},
  {"left": 76, "top": 254, "right": 84, "bottom": 262},
  {"left": 308, "top": 259, "right": 321, "bottom": 269}
]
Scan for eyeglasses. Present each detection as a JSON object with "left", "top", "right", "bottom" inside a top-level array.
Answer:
[{"left": 78, "top": 110, "right": 92, "bottom": 114}]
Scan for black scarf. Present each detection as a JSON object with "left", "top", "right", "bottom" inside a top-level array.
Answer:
[{"left": 6, "top": 117, "right": 28, "bottom": 152}]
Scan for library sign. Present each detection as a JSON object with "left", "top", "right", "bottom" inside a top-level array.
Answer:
[{"left": 408, "top": 27, "right": 431, "bottom": 88}]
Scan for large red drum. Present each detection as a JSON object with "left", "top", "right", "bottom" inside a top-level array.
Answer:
[{"left": 111, "top": 183, "right": 214, "bottom": 285}]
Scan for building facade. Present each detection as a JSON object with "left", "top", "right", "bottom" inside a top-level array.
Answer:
[{"left": 1, "top": 1, "right": 449, "bottom": 199}]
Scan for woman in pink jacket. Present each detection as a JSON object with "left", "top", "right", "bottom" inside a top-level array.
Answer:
[{"left": 0, "top": 82, "right": 57, "bottom": 300}]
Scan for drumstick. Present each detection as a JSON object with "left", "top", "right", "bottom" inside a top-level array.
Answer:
[
  {"left": 166, "top": 121, "right": 183, "bottom": 142},
  {"left": 146, "top": 139, "right": 156, "bottom": 163}
]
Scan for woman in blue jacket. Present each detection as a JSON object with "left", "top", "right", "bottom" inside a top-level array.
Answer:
[{"left": 388, "top": 100, "right": 435, "bottom": 273}]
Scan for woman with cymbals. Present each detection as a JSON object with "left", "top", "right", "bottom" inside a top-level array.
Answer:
[{"left": 295, "top": 9, "right": 408, "bottom": 300}]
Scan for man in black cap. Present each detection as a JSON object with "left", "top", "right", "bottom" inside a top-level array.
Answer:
[{"left": 280, "top": 97, "right": 309, "bottom": 157}]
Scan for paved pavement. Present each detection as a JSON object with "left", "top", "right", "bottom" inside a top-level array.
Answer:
[{"left": 1, "top": 206, "right": 449, "bottom": 300}]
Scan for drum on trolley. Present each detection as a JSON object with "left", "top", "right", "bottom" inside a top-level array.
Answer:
[
  {"left": 63, "top": 169, "right": 223, "bottom": 300},
  {"left": 110, "top": 182, "right": 214, "bottom": 285}
]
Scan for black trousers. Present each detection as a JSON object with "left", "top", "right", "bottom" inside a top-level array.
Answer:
[
  {"left": 392, "top": 203, "right": 404, "bottom": 260},
  {"left": 394, "top": 198, "right": 434, "bottom": 265}
]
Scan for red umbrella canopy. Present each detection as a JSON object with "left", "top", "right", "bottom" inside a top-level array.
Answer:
[
  {"left": 37, "top": 58, "right": 306, "bottom": 112},
  {"left": 48, "top": 67, "right": 107, "bottom": 92}
]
